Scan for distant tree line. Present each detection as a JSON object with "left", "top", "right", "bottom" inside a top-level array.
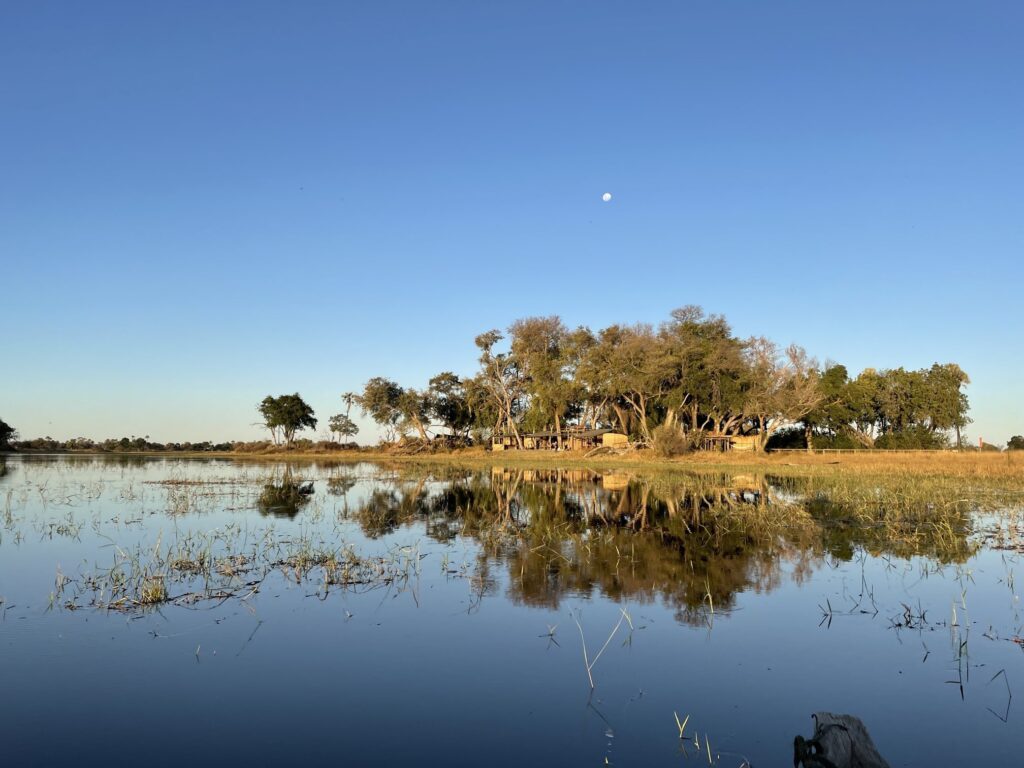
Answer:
[
  {"left": 5, "top": 432, "right": 233, "bottom": 453},
  {"left": 344, "top": 306, "right": 975, "bottom": 453}
]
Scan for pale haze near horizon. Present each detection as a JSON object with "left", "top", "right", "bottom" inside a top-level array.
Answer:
[{"left": 2, "top": 2, "right": 1021, "bottom": 446}]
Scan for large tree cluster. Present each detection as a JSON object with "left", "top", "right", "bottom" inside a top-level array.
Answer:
[{"left": 354, "top": 306, "right": 971, "bottom": 452}]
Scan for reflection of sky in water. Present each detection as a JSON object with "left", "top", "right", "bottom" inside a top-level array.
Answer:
[{"left": 0, "top": 456, "right": 1020, "bottom": 767}]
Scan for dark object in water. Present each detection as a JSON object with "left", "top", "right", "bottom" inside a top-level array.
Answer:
[{"left": 794, "top": 712, "right": 890, "bottom": 768}]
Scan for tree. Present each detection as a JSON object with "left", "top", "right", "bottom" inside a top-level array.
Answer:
[
  {"left": 473, "top": 330, "right": 526, "bottom": 447},
  {"left": 1008, "top": 436, "right": 1024, "bottom": 451},
  {"left": 801, "top": 364, "right": 855, "bottom": 450},
  {"left": 257, "top": 394, "right": 318, "bottom": 446},
  {"left": 0, "top": 420, "right": 16, "bottom": 449},
  {"left": 428, "top": 372, "right": 473, "bottom": 438},
  {"left": 509, "top": 316, "right": 580, "bottom": 449},
  {"left": 463, "top": 373, "right": 503, "bottom": 441},
  {"left": 876, "top": 367, "right": 927, "bottom": 435},
  {"left": 657, "top": 306, "right": 746, "bottom": 434},
  {"left": 743, "top": 339, "right": 823, "bottom": 452},
  {"left": 922, "top": 363, "right": 971, "bottom": 448},
  {"left": 356, "top": 377, "right": 431, "bottom": 441},
  {"left": 328, "top": 413, "right": 359, "bottom": 443},
  {"left": 845, "top": 368, "right": 884, "bottom": 446},
  {"left": 0, "top": 417, "right": 17, "bottom": 450},
  {"left": 578, "top": 324, "right": 666, "bottom": 442}
]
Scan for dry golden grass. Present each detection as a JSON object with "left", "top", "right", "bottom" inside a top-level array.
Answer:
[{"left": 219, "top": 446, "right": 1023, "bottom": 481}]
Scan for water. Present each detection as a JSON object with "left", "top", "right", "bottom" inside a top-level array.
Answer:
[{"left": 0, "top": 455, "right": 1020, "bottom": 766}]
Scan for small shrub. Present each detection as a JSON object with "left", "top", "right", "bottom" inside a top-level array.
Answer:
[
  {"left": 875, "top": 426, "right": 950, "bottom": 450},
  {"left": 766, "top": 426, "right": 804, "bottom": 450},
  {"left": 651, "top": 424, "right": 690, "bottom": 458}
]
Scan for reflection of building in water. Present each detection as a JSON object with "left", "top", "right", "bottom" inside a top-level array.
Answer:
[{"left": 601, "top": 473, "right": 629, "bottom": 491}]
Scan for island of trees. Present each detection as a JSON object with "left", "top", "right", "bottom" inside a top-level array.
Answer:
[
  {"left": 339, "top": 307, "right": 974, "bottom": 454},
  {"left": 3, "top": 306, "right": 1020, "bottom": 456}
]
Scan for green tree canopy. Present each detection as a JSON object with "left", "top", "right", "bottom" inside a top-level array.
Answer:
[
  {"left": 428, "top": 372, "right": 473, "bottom": 438},
  {"left": 356, "top": 377, "right": 431, "bottom": 441},
  {"left": 742, "top": 339, "right": 823, "bottom": 452},
  {"left": 351, "top": 307, "right": 972, "bottom": 453},
  {"left": 258, "top": 393, "right": 317, "bottom": 445},
  {"left": 327, "top": 413, "right": 359, "bottom": 443},
  {"left": 472, "top": 330, "right": 525, "bottom": 447},
  {"left": 0, "top": 417, "right": 17, "bottom": 449},
  {"left": 509, "top": 316, "right": 582, "bottom": 448}
]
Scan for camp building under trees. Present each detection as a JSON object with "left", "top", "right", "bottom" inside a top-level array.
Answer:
[
  {"left": 491, "top": 429, "right": 758, "bottom": 452},
  {"left": 492, "top": 428, "right": 629, "bottom": 452},
  {"left": 699, "top": 434, "right": 758, "bottom": 452}
]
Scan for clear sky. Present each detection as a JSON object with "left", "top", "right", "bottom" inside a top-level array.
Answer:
[{"left": 2, "top": 2, "right": 1021, "bottom": 445}]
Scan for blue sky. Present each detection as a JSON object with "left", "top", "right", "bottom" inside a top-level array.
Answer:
[{"left": 2, "top": 1, "right": 1021, "bottom": 445}]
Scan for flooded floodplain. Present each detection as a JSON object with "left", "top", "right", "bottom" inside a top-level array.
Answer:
[{"left": 1, "top": 455, "right": 1022, "bottom": 766}]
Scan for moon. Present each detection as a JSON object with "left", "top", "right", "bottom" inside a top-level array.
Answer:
[{"left": 601, "top": 192, "right": 612, "bottom": 202}]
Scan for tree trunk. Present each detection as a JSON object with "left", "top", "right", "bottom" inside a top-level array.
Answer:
[
  {"left": 612, "top": 404, "right": 630, "bottom": 437},
  {"left": 754, "top": 417, "right": 768, "bottom": 452},
  {"left": 623, "top": 393, "right": 650, "bottom": 441},
  {"left": 508, "top": 410, "right": 523, "bottom": 449},
  {"left": 554, "top": 411, "right": 563, "bottom": 450},
  {"left": 637, "top": 395, "right": 651, "bottom": 441},
  {"left": 639, "top": 414, "right": 651, "bottom": 441},
  {"left": 805, "top": 423, "right": 814, "bottom": 453}
]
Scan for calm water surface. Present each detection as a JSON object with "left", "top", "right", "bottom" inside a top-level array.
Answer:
[{"left": 0, "top": 455, "right": 1021, "bottom": 766}]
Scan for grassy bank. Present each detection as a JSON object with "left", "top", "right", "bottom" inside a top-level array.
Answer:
[
  {"left": 218, "top": 446, "right": 1023, "bottom": 479},
  {"left": 7, "top": 447, "right": 1023, "bottom": 482}
]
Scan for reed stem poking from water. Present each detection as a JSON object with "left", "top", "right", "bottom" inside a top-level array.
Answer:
[{"left": 572, "top": 607, "right": 627, "bottom": 689}]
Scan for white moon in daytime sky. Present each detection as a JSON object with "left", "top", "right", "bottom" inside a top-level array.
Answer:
[{"left": 601, "top": 192, "right": 612, "bottom": 202}]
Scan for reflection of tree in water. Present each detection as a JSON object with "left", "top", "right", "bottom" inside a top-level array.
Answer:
[
  {"left": 20, "top": 454, "right": 155, "bottom": 470},
  {"left": 351, "top": 476, "right": 435, "bottom": 537},
  {"left": 257, "top": 469, "right": 315, "bottom": 518},
  {"left": 326, "top": 474, "right": 357, "bottom": 497},
  {"left": 497, "top": 476, "right": 799, "bottom": 623},
  {"left": 338, "top": 468, "right": 975, "bottom": 626}
]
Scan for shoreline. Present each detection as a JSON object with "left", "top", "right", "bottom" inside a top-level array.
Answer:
[{"left": 4, "top": 448, "right": 1021, "bottom": 480}]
